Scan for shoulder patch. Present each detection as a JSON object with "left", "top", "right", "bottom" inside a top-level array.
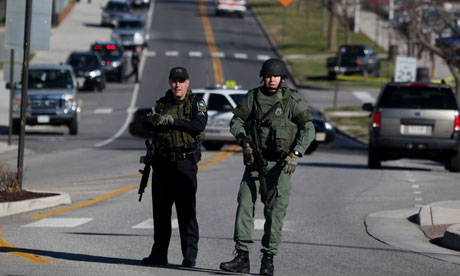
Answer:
[{"left": 197, "top": 100, "right": 207, "bottom": 116}]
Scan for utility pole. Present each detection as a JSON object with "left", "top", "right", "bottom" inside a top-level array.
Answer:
[
  {"left": 17, "top": 0, "right": 33, "bottom": 190},
  {"left": 8, "top": 49, "right": 14, "bottom": 146}
]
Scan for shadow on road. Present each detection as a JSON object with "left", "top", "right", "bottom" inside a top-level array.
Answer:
[{"left": 301, "top": 162, "right": 431, "bottom": 171}]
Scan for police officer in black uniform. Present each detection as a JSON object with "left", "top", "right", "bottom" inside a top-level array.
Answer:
[
  {"left": 141, "top": 66, "right": 207, "bottom": 268},
  {"left": 126, "top": 46, "right": 141, "bottom": 83}
]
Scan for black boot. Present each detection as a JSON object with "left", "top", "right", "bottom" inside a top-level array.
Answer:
[
  {"left": 219, "top": 250, "right": 250, "bottom": 273},
  {"left": 260, "top": 253, "right": 274, "bottom": 276}
]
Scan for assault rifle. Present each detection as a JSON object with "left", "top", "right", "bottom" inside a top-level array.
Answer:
[
  {"left": 138, "top": 139, "right": 154, "bottom": 202},
  {"left": 248, "top": 118, "right": 270, "bottom": 204}
]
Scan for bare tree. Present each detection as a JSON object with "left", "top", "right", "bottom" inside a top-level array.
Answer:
[
  {"left": 327, "top": 0, "right": 337, "bottom": 50},
  {"left": 409, "top": 0, "right": 460, "bottom": 100}
]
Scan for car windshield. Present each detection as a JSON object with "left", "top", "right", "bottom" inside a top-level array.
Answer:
[
  {"left": 106, "top": 2, "right": 129, "bottom": 12},
  {"left": 230, "top": 94, "right": 245, "bottom": 105},
  {"left": 16, "top": 69, "right": 73, "bottom": 89},
  {"left": 92, "top": 45, "right": 121, "bottom": 57},
  {"left": 118, "top": 20, "right": 143, "bottom": 28},
  {"left": 68, "top": 54, "right": 99, "bottom": 67},
  {"left": 379, "top": 86, "right": 458, "bottom": 110},
  {"left": 339, "top": 46, "right": 366, "bottom": 56}
]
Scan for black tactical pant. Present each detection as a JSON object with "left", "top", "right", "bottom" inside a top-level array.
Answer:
[{"left": 149, "top": 158, "right": 199, "bottom": 261}]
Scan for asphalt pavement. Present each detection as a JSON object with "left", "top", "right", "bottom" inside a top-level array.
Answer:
[{"left": 1, "top": 0, "right": 460, "bottom": 260}]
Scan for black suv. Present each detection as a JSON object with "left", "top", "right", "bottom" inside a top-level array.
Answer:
[
  {"left": 90, "top": 42, "right": 126, "bottom": 82},
  {"left": 67, "top": 51, "right": 106, "bottom": 91},
  {"left": 363, "top": 82, "right": 460, "bottom": 172}
]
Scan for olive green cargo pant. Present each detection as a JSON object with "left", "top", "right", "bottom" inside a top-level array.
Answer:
[{"left": 233, "top": 160, "right": 291, "bottom": 255}]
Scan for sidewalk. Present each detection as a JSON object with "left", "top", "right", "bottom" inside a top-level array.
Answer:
[{"left": 0, "top": 0, "right": 112, "bottom": 214}]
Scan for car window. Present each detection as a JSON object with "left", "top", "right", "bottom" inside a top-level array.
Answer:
[
  {"left": 339, "top": 45, "right": 365, "bottom": 56},
  {"left": 118, "top": 20, "right": 143, "bottom": 29},
  {"left": 15, "top": 69, "right": 73, "bottom": 89},
  {"left": 106, "top": 2, "right": 129, "bottom": 12},
  {"left": 208, "top": 94, "right": 231, "bottom": 111},
  {"left": 379, "top": 86, "right": 458, "bottom": 110},
  {"left": 230, "top": 94, "right": 245, "bottom": 105},
  {"left": 68, "top": 54, "right": 99, "bottom": 67}
]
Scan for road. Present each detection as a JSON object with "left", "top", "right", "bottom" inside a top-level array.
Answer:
[{"left": 1, "top": 1, "right": 460, "bottom": 275}]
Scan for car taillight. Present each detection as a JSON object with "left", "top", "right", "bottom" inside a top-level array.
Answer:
[
  {"left": 106, "top": 61, "right": 111, "bottom": 66},
  {"left": 356, "top": 59, "right": 361, "bottom": 66},
  {"left": 455, "top": 115, "right": 460, "bottom": 132},
  {"left": 372, "top": 112, "right": 381, "bottom": 128},
  {"left": 409, "top": 83, "right": 428, "bottom": 87}
]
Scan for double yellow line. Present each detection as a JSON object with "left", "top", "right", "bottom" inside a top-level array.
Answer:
[{"left": 199, "top": 0, "right": 224, "bottom": 84}]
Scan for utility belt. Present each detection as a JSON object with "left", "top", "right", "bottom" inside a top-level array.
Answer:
[{"left": 156, "top": 147, "right": 201, "bottom": 163}]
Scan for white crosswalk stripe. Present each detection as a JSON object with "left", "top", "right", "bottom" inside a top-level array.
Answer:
[
  {"left": 254, "top": 219, "right": 293, "bottom": 230},
  {"left": 211, "top": 52, "right": 225, "bottom": 58},
  {"left": 22, "top": 218, "right": 93, "bottom": 228},
  {"left": 257, "top": 55, "right": 270, "bottom": 61},
  {"left": 353, "top": 91, "right": 376, "bottom": 103},
  {"left": 93, "top": 108, "right": 113, "bottom": 114},
  {"left": 165, "top": 51, "right": 179, "bottom": 57},
  {"left": 234, "top": 53, "right": 248, "bottom": 59},
  {"left": 189, "top": 51, "right": 202, "bottom": 57},
  {"left": 132, "top": 219, "right": 178, "bottom": 229}
]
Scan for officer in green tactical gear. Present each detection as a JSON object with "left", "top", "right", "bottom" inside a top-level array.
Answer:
[
  {"left": 141, "top": 66, "right": 207, "bottom": 268},
  {"left": 220, "top": 58, "right": 315, "bottom": 276}
]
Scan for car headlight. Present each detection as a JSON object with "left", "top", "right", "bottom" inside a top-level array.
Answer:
[
  {"left": 134, "top": 33, "right": 144, "bottom": 43},
  {"left": 111, "top": 61, "right": 121, "bottom": 67},
  {"left": 64, "top": 95, "right": 77, "bottom": 110},
  {"left": 325, "top": 121, "right": 334, "bottom": 130},
  {"left": 89, "top": 70, "right": 102, "bottom": 78}
]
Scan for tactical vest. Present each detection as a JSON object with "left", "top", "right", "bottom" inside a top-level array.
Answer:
[
  {"left": 155, "top": 91, "right": 205, "bottom": 149},
  {"left": 247, "top": 88, "right": 298, "bottom": 154}
]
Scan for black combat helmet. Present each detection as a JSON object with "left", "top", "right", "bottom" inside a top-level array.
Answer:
[{"left": 259, "top": 58, "right": 287, "bottom": 78}]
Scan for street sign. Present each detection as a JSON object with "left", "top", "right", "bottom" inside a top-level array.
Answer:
[
  {"left": 394, "top": 56, "right": 417, "bottom": 82},
  {"left": 4, "top": 0, "right": 52, "bottom": 50},
  {"left": 279, "top": 0, "right": 293, "bottom": 7}
]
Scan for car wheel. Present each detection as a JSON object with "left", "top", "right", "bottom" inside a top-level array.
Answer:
[
  {"left": 328, "top": 71, "right": 336, "bottom": 80},
  {"left": 368, "top": 144, "right": 381, "bottom": 169},
  {"left": 448, "top": 150, "right": 460, "bottom": 172},
  {"left": 304, "top": 141, "right": 318, "bottom": 155},
  {"left": 203, "top": 141, "right": 224, "bottom": 151},
  {"left": 97, "top": 82, "right": 104, "bottom": 92},
  {"left": 68, "top": 116, "right": 78, "bottom": 135},
  {"left": 362, "top": 68, "right": 369, "bottom": 78}
]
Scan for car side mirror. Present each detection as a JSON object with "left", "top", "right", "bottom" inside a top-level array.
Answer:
[
  {"left": 5, "top": 83, "right": 10, "bottom": 89},
  {"left": 362, "top": 103, "right": 373, "bottom": 112}
]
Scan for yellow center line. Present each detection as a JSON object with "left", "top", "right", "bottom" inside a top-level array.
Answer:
[
  {"left": 199, "top": 0, "right": 224, "bottom": 84},
  {"left": 0, "top": 228, "right": 55, "bottom": 264},
  {"left": 199, "top": 144, "right": 240, "bottom": 170}
]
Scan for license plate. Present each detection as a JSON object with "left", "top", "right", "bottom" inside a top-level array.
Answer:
[
  {"left": 77, "top": 77, "right": 85, "bottom": 87},
  {"left": 401, "top": 125, "right": 430, "bottom": 135},
  {"left": 37, "top": 115, "right": 50, "bottom": 123},
  {"left": 315, "top": 132, "right": 326, "bottom": 141}
]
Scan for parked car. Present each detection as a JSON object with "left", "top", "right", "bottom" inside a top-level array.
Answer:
[
  {"left": 362, "top": 82, "right": 460, "bottom": 172},
  {"left": 101, "top": 0, "right": 131, "bottom": 27},
  {"left": 66, "top": 51, "right": 106, "bottom": 92},
  {"left": 10, "top": 65, "right": 79, "bottom": 135},
  {"left": 128, "top": 84, "right": 335, "bottom": 153},
  {"left": 214, "top": 0, "right": 247, "bottom": 17},
  {"left": 90, "top": 41, "right": 126, "bottom": 82},
  {"left": 111, "top": 15, "right": 149, "bottom": 49},
  {"left": 326, "top": 44, "right": 380, "bottom": 80},
  {"left": 130, "top": 0, "right": 150, "bottom": 8}
]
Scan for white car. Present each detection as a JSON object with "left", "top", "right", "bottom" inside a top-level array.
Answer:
[{"left": 215, "top": 0, "right": 247, "bottom": 17}]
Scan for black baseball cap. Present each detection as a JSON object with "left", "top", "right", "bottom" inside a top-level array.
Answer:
[{"left": 169, "top": 67, "right": 189, "bottom": 80}]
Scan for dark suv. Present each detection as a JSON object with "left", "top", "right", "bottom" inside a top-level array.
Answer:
[
  {"left": 66, "top": 51, "right": 106, "bottom": 91},
  {"left": 90, "top": 42, "right": 126, "bottom": 82},
  {"left": 363, "top": 82, "right": 460, "bottom": 172}
]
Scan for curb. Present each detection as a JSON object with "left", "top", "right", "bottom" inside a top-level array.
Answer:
[{"left": 0, "top": 191, "right": 71, "bottom": 218}]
